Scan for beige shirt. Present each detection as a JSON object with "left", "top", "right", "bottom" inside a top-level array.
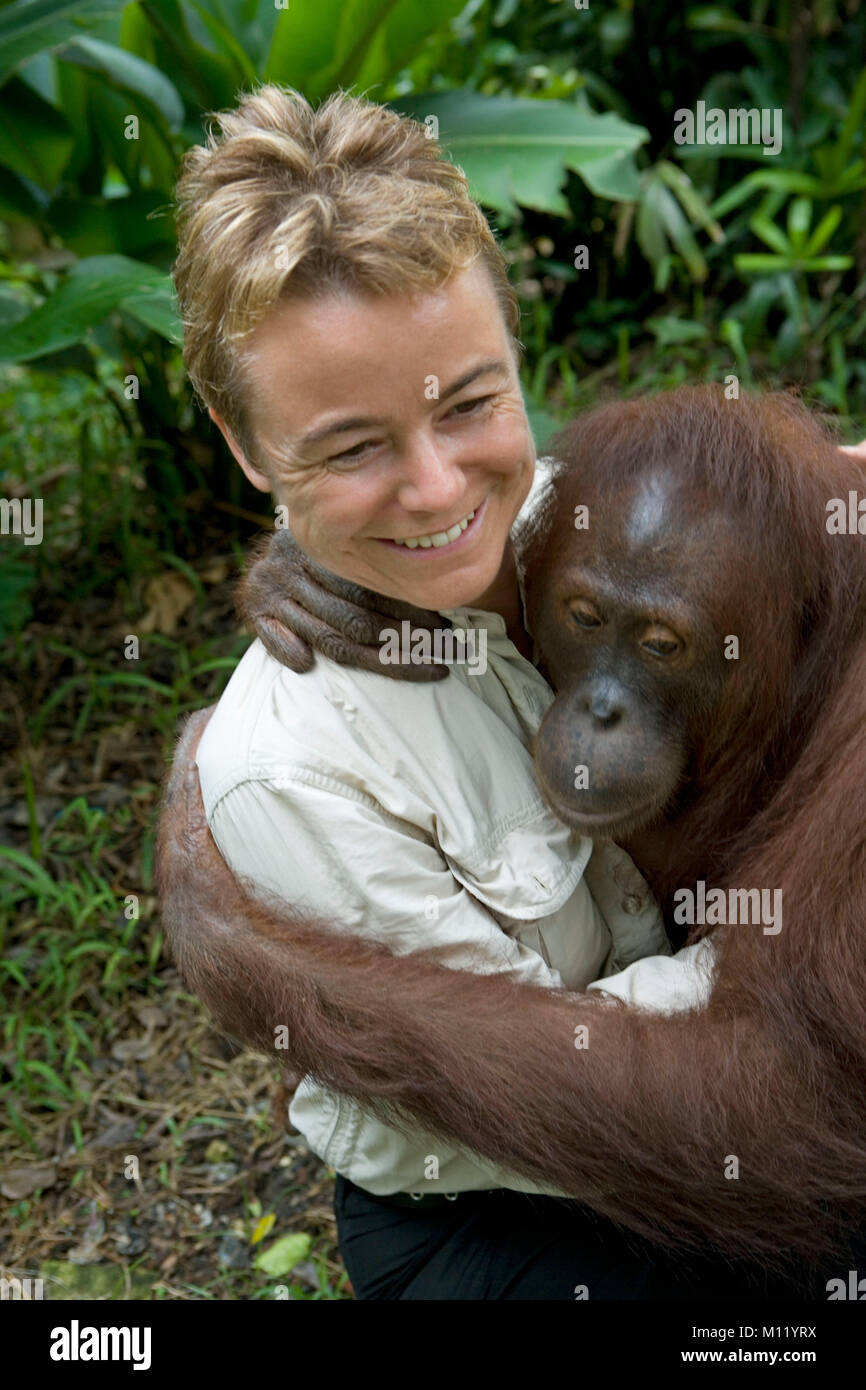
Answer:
[{"left": 196, "top": 601, "right": 715, "bottom": 1198}]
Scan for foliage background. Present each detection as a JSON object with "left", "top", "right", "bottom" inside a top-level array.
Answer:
[{"left": 1, "top": 0, "right": 865, "bottom": 1299}]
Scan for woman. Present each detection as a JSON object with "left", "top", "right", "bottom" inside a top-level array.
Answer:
[{"left": 160, "top": 84, "right": 849, "bottom": 1299}]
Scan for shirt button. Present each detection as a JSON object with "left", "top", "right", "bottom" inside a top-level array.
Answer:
[{"left": 622, "top": 894, "right": 643, "bottom": 915}]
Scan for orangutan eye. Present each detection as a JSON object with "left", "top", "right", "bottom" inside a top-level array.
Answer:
[
  {"left": 569, "top": 602, "right": 602, "bottom": 630},
  {"left": 641, "top": 624, "right": 680, "bottom": 656}
]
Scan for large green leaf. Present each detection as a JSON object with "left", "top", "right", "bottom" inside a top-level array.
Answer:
[
  {"left": 0, "top": 255, "right": 180, "bottom": 362},
  {"left": 120, "top": 282, "right": 182, "bottom": 343},
  {"left": 185, "top": 1, "right": 256, "bottom": 88},
  {"left": 0, "top": 0, "right": 126, "bottom": 84},
  {"left": 53, "top": 54, "right": 94, "bottom": 181},
  {"left": 177, "top": 0, "right": 277, "bottom": 74},
  {"left": 0, "top": 77, "right": 73, "bottom": 187},
  {"left": 264, "top": 0, "right": 338, "bottom": 87},
  {"left": 138, "top": 0, "right": 239, "bottom": 109},
  {"left": 392, "top": 91, "right": 647, "bottom": 215},
  {"left": 637, "top": 175, "right": 708, "bottom": 282},
  {"left": 47, "top": 191, "right": 176, "bottom": 257},
  {"left": 0, "top": 166, "right": 43, "bottom": 219},
  {"left": 83, "top": 78, "right": 177, "bottom": 192},
  {"left": 55, "top": 36, "right": 185, "bottom": 130},
  {"left": 265, "top": 0, "right": 465, "bottom": 99}
]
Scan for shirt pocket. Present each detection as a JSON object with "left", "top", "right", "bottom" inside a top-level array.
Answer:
[{"left": 443, "top": 803, "right": 592, "bottom": 926}]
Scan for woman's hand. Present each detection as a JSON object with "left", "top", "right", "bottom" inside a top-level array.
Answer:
[
  {"left": 237, "top": 529, "right": 450, "bottom": 681},
  {"left": 840, "top": 439, "right": 866, "bottom": 461}
]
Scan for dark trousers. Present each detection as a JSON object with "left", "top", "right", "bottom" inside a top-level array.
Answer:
[{"left": 333, "top": 1175, "right": 826, "bottom": 1301}]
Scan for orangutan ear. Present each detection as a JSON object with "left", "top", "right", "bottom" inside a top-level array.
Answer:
[{"left": 209, "top": 408, "right": 272, "bottom": 493}]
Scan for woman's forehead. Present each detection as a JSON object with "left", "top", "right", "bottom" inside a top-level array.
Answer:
[{"left": 242, "top": 265, "right": 514, "bottom": 430}]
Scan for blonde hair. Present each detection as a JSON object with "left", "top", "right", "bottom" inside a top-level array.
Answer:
[{"left": 172, "top": 84, "right": 519, "bottom": 468}]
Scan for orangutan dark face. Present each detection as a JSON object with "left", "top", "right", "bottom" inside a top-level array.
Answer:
[{"left": 526, "top": 468, "right": 745, "bottom": 838}]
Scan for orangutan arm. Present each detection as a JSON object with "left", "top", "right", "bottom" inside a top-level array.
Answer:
[{"left": 156, "top": 683, "right": 866, "bottom": 1268}]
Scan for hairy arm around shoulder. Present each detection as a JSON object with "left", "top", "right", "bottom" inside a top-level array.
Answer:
[{"left": 157, "top": 656, "right": 866, "bottom": 1270}]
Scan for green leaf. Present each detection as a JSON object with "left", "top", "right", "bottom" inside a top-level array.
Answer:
[
  {"left": 709, "top": 169, "right": 823, "bottom": 220},
  {"left": 734, "top": 253, "right": 854, "bottom": 274},
  {"left": 838, "top": 66, "right": 866, "bottom": 168},
  {"left": 138, "top": 0, "right": 238, "bottom": 109},
  {"left": 23, "top": 1060, "right": 71, "bottom": 1096},
  {"left": 0, "top": 255, "right": 177, "bottom": 362},
  {"left": 265, "top": 0, "right": 465, "bottom": 98},
  {"left": 656, "top": 160, "right": 723, "bottom": 243},
  {"left": 186, "top": 2, "right": 256, "bottom": 88},
  {"left": 0, "top": 0, "right": 126, "bottom": 83},
  {"left": 650, "top": 181, "right": 708, "bottom": 281},
  {"left": 647, "top": 315, "right": 708, "bottom": 346},
  {"left": 635, "top": 172, "right": 708, "bottom": 281},
  {"left": 749, "top": 214, "right": 790, "bottom": 256},
  {"left": 0, "top": 553, "right": 36, "bottom": 642},
  {"left": 392, "top": 91, "right": 647, "bottom": 215},
  {"left": 0, "top": 285, "right": 31, "bottom": 331},
  {"left": 81, "top": 79, "right": 177, "bottom": 192},
  {"left": 803, "top": 204, "right": 844, "bottom": 259},
  {"left": 55, "top": 36, "right": 185, "bottom": 130},
  {"left": 264, "top": 0, "right": 339, "bottom": 86},
  {"left": 120, "top": 283, "right": 183, "bottom": 344},
  {"left": 0, "top": 77, "right": 73, "bottom": 187},
  {"left": 798, "top": 256, "right": 854, "bottom": 272},
  {"left": 786, "top": 197, "right": 813, "bottom": 254},
  {"left": 46, "top": 191, "right": 175, "bottom": 257},
  {"left": 687, "top": 5, "right": 773, "bottom": 36},
  {"left": 333, "top": 0, "right": 467, "bottom": 97},
  {"left": 254, "top": 1232, "right": 312, "bottom": 1277},
  {"left": 0, "top": 166, "right": 43, "bottom": 218},
  {"left": 635, "top": 179, "right": 668, "bottom": 271}
]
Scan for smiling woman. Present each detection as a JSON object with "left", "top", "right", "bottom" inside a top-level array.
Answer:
[
  {"left": 160, "top": 85, "right": 735, "bottom": 1301},
  {"left": 208, "top": 269, "right": 535, "bottom": 617}
]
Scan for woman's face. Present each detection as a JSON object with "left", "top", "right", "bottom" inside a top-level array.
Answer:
[{"left": 214, "top": 263, "right": 535, "bottom": 612}]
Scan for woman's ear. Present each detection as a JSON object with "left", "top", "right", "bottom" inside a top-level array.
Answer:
[{"left": 209, "top": 407, "right": 272, "bottom": 493}]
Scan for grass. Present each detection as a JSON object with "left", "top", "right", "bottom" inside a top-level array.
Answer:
[{"left": 0, "top": 390, "right": 350, "bottom": 1295}]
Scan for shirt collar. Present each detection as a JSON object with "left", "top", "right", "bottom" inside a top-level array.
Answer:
[{"left": 437, "top": 604, "right": 508, "bottom": 636}]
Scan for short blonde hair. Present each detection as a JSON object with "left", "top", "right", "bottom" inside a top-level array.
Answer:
[{"left": 173, "top": 84, "right": 519, "bottom": 468}]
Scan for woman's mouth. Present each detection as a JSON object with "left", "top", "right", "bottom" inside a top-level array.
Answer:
[{"left": 376, "top": 497, "right": 487, "bottom": 554}]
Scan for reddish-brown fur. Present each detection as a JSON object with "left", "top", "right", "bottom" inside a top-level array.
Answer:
[{"left": 156, "top": 387, "right": 866, "bottom": 1272}]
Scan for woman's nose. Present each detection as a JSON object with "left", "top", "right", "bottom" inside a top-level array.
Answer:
[{"left": 395, "top": 434, "right": 466, "bottom": 512}]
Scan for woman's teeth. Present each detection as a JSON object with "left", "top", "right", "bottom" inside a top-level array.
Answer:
[{"left": 392, "top": 509, "right": 476, "bottom": 549}]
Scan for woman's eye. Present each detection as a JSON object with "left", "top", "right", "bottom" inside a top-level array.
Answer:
[
  {"left": 450, "top": 394, "right": 493, "bottom": 417},
  {"left": 330, "top": 440, "right": 375, "bottom": 464}
]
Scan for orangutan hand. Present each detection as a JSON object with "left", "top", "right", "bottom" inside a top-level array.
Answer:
[{"left": 236, "top": 528, "right": 450, "bottom": 682}]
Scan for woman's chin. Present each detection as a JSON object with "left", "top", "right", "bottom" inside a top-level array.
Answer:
[{"left": 395, "top": 557, "right": 504, "bottom": 614}]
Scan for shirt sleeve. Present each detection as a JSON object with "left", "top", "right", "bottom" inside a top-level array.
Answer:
[
  {"left": 207, "top": 772, "right": 570, "bottom": 988},
  {"left": 206, "top": 770, "right": 584, "bottom": 1197},
  {"left": 586, "top": 937, "right": 716, "bottom": 1012}
]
